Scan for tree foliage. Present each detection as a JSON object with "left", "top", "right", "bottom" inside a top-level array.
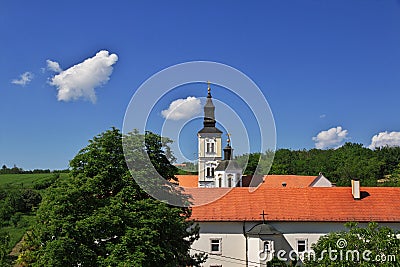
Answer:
[
  {"left": 0, "top": 165, "right": 56, "bottom": 174},
  {"left": 0, "top": 189, "right": 41, "bottom": 226},
  {"left": 0, "top": 231, "right": 10, "bottom": 266},
  {"left": 18, "top": 128, "right": 205, "bottom": 266},
  {"left": 306, "top": 222, "right": 400, "bottom": 266},
  {"left": 236, "top": 143, "right": 400, "bottom": 186}
]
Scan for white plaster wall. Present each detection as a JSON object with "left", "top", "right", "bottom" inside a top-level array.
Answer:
[
  {"left": 198, "top": 133, "right": 222, "bottom": 158},
  {"left": 247, "top": 237, "right": 261, "bottom": 267},
  {"left": 283, "top": 233, "right": 324, "bottom": 251},
  {"left": 214, "top": 171, "right": 241, "bottom": 188},
  {"left": 191, "top": 222, "right": 244, "bottom": 266},
  {"left": 215, "top": 171, "right": 224, "bottom": 187},
  {"left": 216, "top": 137, "right": 222, "bottom": 158},
  {"left": 198, "top": 159, "right": 205, "bottom": 182},
  {"left": 191, "top": 233, "right": 245, "bottom": 267},
  {"left": 192, "top": 221, "right": 400, "bottom": 266},
  {"left": 198, "top": 133, "right": 222, "bottom": 184}
]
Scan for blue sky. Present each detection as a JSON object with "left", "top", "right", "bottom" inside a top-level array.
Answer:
[{"left": 1, "top": 0, "right": 400, "bottom": 170}]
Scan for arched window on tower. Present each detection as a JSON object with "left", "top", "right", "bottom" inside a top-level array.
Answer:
[
  {"left": 228, "top": 174, "right": 233, "bottom": 187},
  {"left": 218, "top": 175, "right": 222, "bottom": 187}
]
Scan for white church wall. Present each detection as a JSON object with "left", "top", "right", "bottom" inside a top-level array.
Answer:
[
  {"left": 191, "top": 222, "right": 245, "bottom": 266},
  {"left": 248, "top": 237, "right": 261, "bottom": 267},
  {"left": 191, "top": 221, "right": 400, "bottom": 266}
]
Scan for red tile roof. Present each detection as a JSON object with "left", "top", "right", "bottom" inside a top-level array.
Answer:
[
  {"left": 260, "top": 175, "right": 318, "bottom": 188},
  {"left": 241, "top": 175, "right": 264, "bottom": 187},
  {"left": 183, "top": 187, "right": 231, "bottom": 206},
  {"left": 189, "top": 187, "right": 400, "bottom": 222},
  {"left": 176, "top": 175, "right": 198, "bottom": 187},
  {"left": 176, "top": 174, "right": 319, "bottom": 188}
]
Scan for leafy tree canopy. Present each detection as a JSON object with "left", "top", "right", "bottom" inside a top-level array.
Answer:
[
  {"left": 18, "top": 128, "right": 205, "bottom": 266},
  {"left": 306, "top": 222, "right": 400, "bottom": 266},
  {"left": 236, "top": 143, "right": 400, "bottom": 186}
]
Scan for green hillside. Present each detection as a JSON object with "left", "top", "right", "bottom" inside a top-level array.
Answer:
[
  {"left": 0, "top": 173, "right": 69, "bottom": 189},
  {"left": 0, "top": 172, "right": 69, "bottom": 262}
]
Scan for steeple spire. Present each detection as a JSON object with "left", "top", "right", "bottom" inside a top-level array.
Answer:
[{"left": 203, "top": 82, "right": 216, "bottom": 128}]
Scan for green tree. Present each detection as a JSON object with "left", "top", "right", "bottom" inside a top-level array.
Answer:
[
  {"left": 235, "top": 151, "right": 274, "bottom": 176},
  {"left": 241, "top": 143, "right": 396, "bottom": 186},
  {"left": 269, "top": 149, "right": 298, "bottom": 175},
  {"left": 375, "top": 146, "right": 400, "bottom": 175},
  {"left": 20, "top": 189, "right": 42, "bottom": 212},
  {"left": 330, "top": 143, "right": 383, "bottom": 186},
  {"left": 236, "top": 153, "right": 261, "bottom": 175},
  {"left": 306, "top": 222, "right": 400, "bottom": 266},
  {"left": 144, "top": 131, "right": 177, "bottom": 182},
  {"left": 175, "top": 161, "right": 198, "bottom": 174},
  {"left": 19, "top": 128, "right": 205, "bottom": 266},
  {"left": 0, "top": 231, "right": 10, "bottom": 266},
  {"left": 382, "top": 162, "right": 400, "bottom": 186},
  {"left": 1, "top": 165, "right": 7, "bottom": 173}
]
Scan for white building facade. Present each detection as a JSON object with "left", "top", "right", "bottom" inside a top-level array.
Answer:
[{"left": 189, "top": 185, "right": 400, "bottom": 266}]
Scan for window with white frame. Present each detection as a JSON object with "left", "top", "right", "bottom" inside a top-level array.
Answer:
[
  {"left": 297, "top": 239, "right": 307, "bottom": 253},
  {"left": 210, "top": 238, "right": 222, "bottom": 254},
  {"left": 206, "top": 167, "right": 215, "bottom": 177},
  {"left": 206, "top": 141, "right": 215, "bottom": 154}
]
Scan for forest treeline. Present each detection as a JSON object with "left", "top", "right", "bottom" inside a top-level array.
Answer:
[
  {"left": 235, "top": 142, "right": 400, "bottom": 186},
  {"left": 0, "top": 165, "right": 68, "bottom": 175}
]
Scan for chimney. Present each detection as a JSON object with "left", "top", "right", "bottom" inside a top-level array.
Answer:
[{"left": 351, "top": 179, "right": 360, "bottom": 200}]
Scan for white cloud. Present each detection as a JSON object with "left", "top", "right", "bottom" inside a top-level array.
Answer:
[
  {"left": 161, "top": 96, "right": 202, "bottom": 121},
  {"left": 49, "top": 50, "right": 118, "bottom": 103},
  {"left": 46, "top": 59, "right": 62, "bottom": 72},
  {"left": 369, "top": 131, "right": 400, "bottom": 149},
  {"left": 312, "top": 126, "right": 348, "bottom": 149},
  {"left": 319, "top": 114, "right": 326, "bottom": 119},
  {"left": 12, "top": 72, "right": 34, "bottom": 86}
]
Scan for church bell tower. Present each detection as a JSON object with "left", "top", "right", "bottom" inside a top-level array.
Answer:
[{"left": 198, "top": 82, "right": 222, "bottom": 187}]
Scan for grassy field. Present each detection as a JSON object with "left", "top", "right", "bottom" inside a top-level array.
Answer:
[
  {"left": 0, "top": 173, "right": 70, "bottom": 255},
  {"left": 0, "top": 173, "right": 69, "bottom": 189},
  {"left": 2, "top": 214, "right": 36, "bottom": 251}
]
